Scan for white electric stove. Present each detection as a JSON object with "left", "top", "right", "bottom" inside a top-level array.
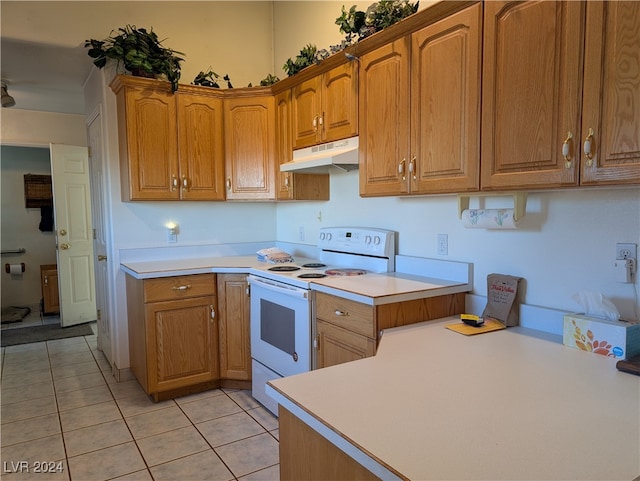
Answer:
[{"left": 248, "top": 227, "right": 396, "bottom": 414}]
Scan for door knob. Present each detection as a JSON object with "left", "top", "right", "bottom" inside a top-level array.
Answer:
[
  {"left": 60, "top": 243, "right": 70, "bottom": 250},
  {"left": 97, "top": 255, "right": 107, "bottom": 261}
]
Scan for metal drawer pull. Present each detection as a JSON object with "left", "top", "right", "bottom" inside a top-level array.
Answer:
[
  {"left": 398, "top": 158, "right": 406, "bottom": 180},
  {"left": 171, "top": 284, "right": 191, "bottom": 291},
  {"left": 172, "top": 176, "right": 178, "bottom": 191},
  {"left": 210, "top": 305, "right": 216, "bottom": 321},
  {"left": 335, "top": 310, "right": 349, "bottom": 317},
  {"left": 583, "top": 127, "right": 595, "bottom": 166},
  {"left": 562, "top": 131, "right": 573, "bottom": 168}
]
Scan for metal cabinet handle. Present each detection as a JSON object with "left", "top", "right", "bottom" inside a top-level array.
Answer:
[
  {"left": 97, "top": 255, "right": 107, "bottom": 261},
  {"left": 583, "top": 127, "right": 595, "bottom": 167},
  {"left": 171, "top": 284, "right": 191, "bottom": 291},
  {"left": 409, "top": 156, "right": 417, "bottom": 180},
  {"left": 172, "top": 175, "right": 178, "bottom": 191},
  {"left": 398, "top": 158, "right": 406, "bottom": 180},
  {"left": 319, "top": 113, "right": 324, "bottom": 132},
  {"left": 313, "top": 115, "right": 319, "bottom": 132},
  {"left": 562, "top": 131, "right": 573, "bottom": 168},
  {"left": 335, "top": 310, "right": 349, "bottom": 317},
  {"left": 284, "top": 173, "right": 290, "bottom": 189},
  {"left": 44, "top": 275, "right": 49, "bottom": 286},
  {"left": 227, "top": 178, "right": 232, "bottom": 190},
  {"left": 182, "top": 176, "right": 189, "bottom": 191},
  {"left": 210, "top": 305, "right": 216, "bottom": 321}
]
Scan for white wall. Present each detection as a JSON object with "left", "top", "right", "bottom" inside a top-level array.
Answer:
[
  {"left": 0, "top": 146, "right": 57, "bottom": 308},
  {"left": 276, "top": 172, "right": 640, "bottom": 321},
  {"left": 0, "top": 109, "right": 87, "bottom": 147}
]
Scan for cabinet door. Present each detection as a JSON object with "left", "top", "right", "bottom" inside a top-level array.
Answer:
[
  {"left": 177, "top": 93, "right": 226, "bottom": 200},
  {"left": 410, "top": 4, "right": 481, "bottom": 194},
  {"left": 120, "top": 86, "right": 179, "bottom": 200},
  {"left": 224, "top": 95, "right": 276, "bottom": 200},
  {"left": 315, "top": 320, "right": 375, "bottom": 369},
  {"left": 322, "top": 62, "right": 358, "bottom": 143},
  {"left": 359, "top": 37, "right": 411, "bottom": 196},
  {"left": 145, "top": 296, "right": 218, "bottom": 393},
  {"left": 276, "top": 90, "right": 294, "bottom": 200},
  {"left": 217, "top": 274, "right": 251, "bottom": 381},
  {"left": 580, "top": 1, "right": 640, "bottom": 185},
  {"left": 41, "top": 265, "right": 60, "bottom": 315},
  {"left": 481, "top": 1, "right": 585, "bottom": 190},
  {"left": 292, "top": 76, "right": 322, "bottom": 149}
]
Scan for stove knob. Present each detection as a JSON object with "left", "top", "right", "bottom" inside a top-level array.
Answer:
[
  {"left": 327, "top": 233, "right": 332, "bottom": 241},
  {"left": 374, "top": 236, "right": 381, "bottom": 245},
  {"left": 365, "top": 235, "right": 372, "bottom": 244},
  {"left": 320, "top": 232, "right": 326, "bottom": 240}
]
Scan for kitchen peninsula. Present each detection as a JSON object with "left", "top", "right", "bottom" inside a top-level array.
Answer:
[{"left": 268, "top": 318, "right": 640, "bottom": 480}]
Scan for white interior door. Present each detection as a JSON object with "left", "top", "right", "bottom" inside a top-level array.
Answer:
[
  {"left": 87, "top": 112, "right": 112, "bottom": 361},
  {"left": 50, "top": 144, "right": 97, "bottom": 327}
]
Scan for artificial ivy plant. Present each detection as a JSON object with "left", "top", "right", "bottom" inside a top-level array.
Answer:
[{"left": 85, "top": 25, "right": 184, "bottom": 92}]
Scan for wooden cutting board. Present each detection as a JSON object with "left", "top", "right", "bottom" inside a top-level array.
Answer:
[{"left": 616, "top": 355, "right": 640, "bottom": 376}]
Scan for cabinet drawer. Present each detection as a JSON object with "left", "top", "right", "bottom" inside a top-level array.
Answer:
[
  {"left": 315, "top": 292, "right": 374, "bottom": 338},
  {"left": 144, "top": 274, "right": 216, "bottom": 303}
]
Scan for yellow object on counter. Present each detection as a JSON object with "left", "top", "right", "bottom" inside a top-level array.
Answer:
[{"left": 446, "top": 318, "right": 506, "bottom": 336}]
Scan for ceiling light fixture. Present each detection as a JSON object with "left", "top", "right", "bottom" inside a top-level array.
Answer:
[{"left": 1, "top": 82, "right": 16, "bottom": 108}]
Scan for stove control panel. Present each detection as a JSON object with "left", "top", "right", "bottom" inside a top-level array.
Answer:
[{"left": 318, "top": 227, "right": 396, "bottom": 258}]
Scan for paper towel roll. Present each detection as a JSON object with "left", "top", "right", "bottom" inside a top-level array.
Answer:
[
  {"left": 9, "top": 263, "right": 24, "bottom": 274},
  {"left": 462, "top": 209, "right": 518, "bottom": 229}
]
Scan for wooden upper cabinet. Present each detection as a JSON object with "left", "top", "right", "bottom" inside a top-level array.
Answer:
[
  {"left": 176, "top": 93, "right": 225, "bottom": 200},
  {"left": 360, "top": 4, "right": 481, "bottom": 196},
  {"left": 410, "top": 3, "right": 481, "bottom": 194},
  {"left": 292, "top": 62, "right": 358, "bottom": 149},
  {"left": 276, "top": 90, "right": 294, "bottom": 200},
  {"left": 359, "top": 37, "right": 411, "bottom": 196},
  {"left": 481, "top": 1, "right": 585, "bottom": 190},
  {"left": 224, "top": 94, "right": 276, "bottom": 200},
  {"left": 276, "top": 90, "right": 330, "bottom": 201},
  {"left": 111, "top": 76, "right": 226, "bottom": 201},
  {"left": 580, "top": 1, "right": 640, "bottom": 185},
  {"left": 113, "top": 77, "right": 179, "bottom": 200}
]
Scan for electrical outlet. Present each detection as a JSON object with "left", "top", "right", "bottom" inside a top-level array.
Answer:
[
  {"left": 298, "top": 226, "right": 305, "bottom": 242},
  {"left": 437, "top": 234, "right": 448, "bottom": 256},
  {"left": 616, "top": 243, "right": 637, "bottom": 260}
]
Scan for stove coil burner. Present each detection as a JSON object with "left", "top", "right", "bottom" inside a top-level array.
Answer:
[
  {"left": 325, "top": 268, "right": 367, "bottom": 276},
  {"left": 301, "top": 263, "right": 327, "bottom": 269},
  {"left": 297, "top": 273, "right": 327, "bottom": 279},
  {"left": 268, "top": 265, "right": 301, "bottom": 272}
]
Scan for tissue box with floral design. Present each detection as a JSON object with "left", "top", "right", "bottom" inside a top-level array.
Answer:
[{"left": 563, "top": 314, "right": 640, "bottom": 359}]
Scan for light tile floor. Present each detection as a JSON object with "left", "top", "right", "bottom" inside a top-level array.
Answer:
[{"left": 0, "top": 323, "right": 280, "bottom": 481}]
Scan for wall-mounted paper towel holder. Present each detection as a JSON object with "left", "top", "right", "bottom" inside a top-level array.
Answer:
[{"left": 458, "top": 192, "right": 527, "bottom": 221}]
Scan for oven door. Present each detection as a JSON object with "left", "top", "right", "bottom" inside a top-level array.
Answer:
[{"left": 248, "top": 275, "right": 311, "bottom": 377}]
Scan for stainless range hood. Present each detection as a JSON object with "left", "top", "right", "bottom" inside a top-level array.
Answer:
[{"left": 280, "top": 136, "right": 359, "bottom": 174}]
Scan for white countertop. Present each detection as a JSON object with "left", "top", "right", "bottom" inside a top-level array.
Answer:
[
  {"left": 120, "top": 255, "right": 470, "bottom": 304},
  {"left": 268, "top": 318, "right": 640, "bottom": 480},
  {"left": 310, "top": 272, "right": 468, "bottom": 305}
]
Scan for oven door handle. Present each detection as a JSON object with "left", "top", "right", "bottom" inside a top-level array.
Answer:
[{"left": 248, "top": 275, "right": 309, "bottom": 299}]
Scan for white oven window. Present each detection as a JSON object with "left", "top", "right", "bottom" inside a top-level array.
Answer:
[{"left": 260, "top": 299, "right": 295, "bottom": 355}]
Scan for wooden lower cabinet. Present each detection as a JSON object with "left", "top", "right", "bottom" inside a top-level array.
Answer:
[
  {"left": 126, "top": 273, "right": 220, "bottom": 401},
  {"left": 279, "top": 407, "right": 379, "bottom": 481},
  {"left": 316, "top": 320, "right": 375, "bottom": 369},
  {"left": 40, "top": 264, "right": 60, "bottom": 315},
  {"left": 217, "top": 274, "right": 251, "bottom": 382},
  {"left": 314, "top": 291, "right": 464, "bottom": 369}
]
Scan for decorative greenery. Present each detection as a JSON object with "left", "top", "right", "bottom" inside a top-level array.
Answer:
[
  {"left": 259, "top": 74, "right": 281, "bottom": 87},
  {"left": 192, "top": 69, "right": 233, "bottom": 88},
  {"left": 283, "top": 44, "right": 319, "bottom": 77},
  {"left": 85, "top": 25, "right": 184, "bottom": 91},
  {"left": 283, "top": 1, "right": 419, "bottom": 77}
]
